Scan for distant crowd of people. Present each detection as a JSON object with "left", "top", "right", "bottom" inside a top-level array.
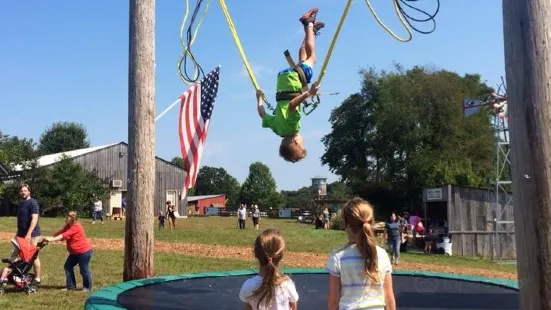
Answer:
[{"left": 384, "top": 211, "right": 449, "bottom": 265}]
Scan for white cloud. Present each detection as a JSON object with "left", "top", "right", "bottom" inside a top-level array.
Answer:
[{"left": 237, "top": 63, "right": 275, "bottom": 80}]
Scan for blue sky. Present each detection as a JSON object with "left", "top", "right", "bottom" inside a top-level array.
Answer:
[{"left": 1, "top": 0, "right": 505, "bottom": 191}]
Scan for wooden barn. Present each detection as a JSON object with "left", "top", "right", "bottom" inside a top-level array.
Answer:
[
  {"left": 11, "top": 142, "right": 187, "bottom": 217},
  {"left": 186, "top": 194, "right": 226, "bottom": 216},
  {"left": 422, "top": 184, "right": 515, "bottom": 260}
]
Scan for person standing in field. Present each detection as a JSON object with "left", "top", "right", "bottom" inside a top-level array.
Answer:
[
  {"left": 238, "top": 204, "right": 247, "bottom": 230},
  {"left": 92, "top": 198, "right": 104, "bottom": 224},
  {"left": 158, "top": 211, "right": 166, "bottom": 230},
  {"left": 166, "top": 201, "right": 176, "bottom": 230},
  {"left": 252, "top": 205, "right": 261, "bottom": 230},
  {"left": 323, "top": 208, "right": 330, "bottom": 230},
  {"left": 385, "top": 213, "right": 402, "bottom": 265},
  {"left": 46, "top": 211, "right": 93, "bottom": 291},
  {"left": 12, "top": 184, "right": 42, "bottom": 286},
  {"left": 326, "top": 197, "right": 396, "bottom": 310}
]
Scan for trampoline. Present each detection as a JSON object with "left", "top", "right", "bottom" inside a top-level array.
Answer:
[{"left": 85, "top": 269, "right": 519, "bottom": 310}]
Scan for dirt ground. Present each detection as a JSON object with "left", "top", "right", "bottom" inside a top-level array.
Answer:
[{"left": 0, "top": 232, "right": 517, "bottom": 280}]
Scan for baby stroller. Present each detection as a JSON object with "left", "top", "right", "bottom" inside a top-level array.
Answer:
[{"left": 0, "top": 236, "right": 48, "bottom": 295}]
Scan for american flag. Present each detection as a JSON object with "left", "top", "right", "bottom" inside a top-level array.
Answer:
[{"left": 178, "top": 66, "right": 221, "bottom": 198}]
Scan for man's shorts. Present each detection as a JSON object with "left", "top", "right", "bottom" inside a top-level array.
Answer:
[{"left": 10, "top": 236, "right": 43, "bottom": 261}]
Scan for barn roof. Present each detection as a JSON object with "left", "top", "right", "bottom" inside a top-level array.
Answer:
[
  {"left": 12, "top": 142, "right": 184, "bottom": 172},
  {"left": 186, "top": 194, "right": 224, "bottom": 202},
  {"left": 13, "top": 143, "right": 120, "bottom": 171}
]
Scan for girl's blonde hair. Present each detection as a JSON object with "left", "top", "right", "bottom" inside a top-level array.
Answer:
[
  {"left": 249, "top": 228, "right": 288, "bottom": 309},
  {"left": 342, "top": 197, "right": 380, "bottom": 284}
]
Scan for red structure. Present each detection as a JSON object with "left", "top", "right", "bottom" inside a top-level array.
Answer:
[{"left": 187, "top": 194, "right": 226, "bottom": 215}]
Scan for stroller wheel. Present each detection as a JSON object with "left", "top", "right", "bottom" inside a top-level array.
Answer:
[{"left": 26, "top": 287, "right": 36, "bottom": 294}]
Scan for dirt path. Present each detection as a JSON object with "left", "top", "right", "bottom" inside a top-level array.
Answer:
[{"left": 0, "top": 232, "right": 516, "bottom": 280}]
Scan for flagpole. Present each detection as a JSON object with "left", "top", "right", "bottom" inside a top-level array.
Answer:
[{"left": 155, "top": 98, "right": 181, "bottom": 122}]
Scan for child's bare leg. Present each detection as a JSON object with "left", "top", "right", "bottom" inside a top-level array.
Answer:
[
  {"left": 298, "top": 8, "right": 324, "bottom": 67},
  {"left": 0, "top": 267, "right": 9, "bottom": 280},
  {"left": 298, "top": 39, "right": 307, "bottom": 63},
  {"left": 302, "top": 24, "right": 316, "bottom": 66}
]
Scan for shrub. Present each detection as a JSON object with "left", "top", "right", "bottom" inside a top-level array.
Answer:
[{"left": 330, "top": 209, "right": 344, "bottom": 230}]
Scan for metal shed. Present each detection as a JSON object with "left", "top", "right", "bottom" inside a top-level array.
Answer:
[
  {"left": 422, "top": 184, "right": 516, "bottom": 260},
  {"left": 12, "top": 142, "right": 188, "bottom": 217}
]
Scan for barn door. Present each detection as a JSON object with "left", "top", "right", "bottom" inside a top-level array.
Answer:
[{"left": 166, "top": 190, "right": 179, "bottom": 215}]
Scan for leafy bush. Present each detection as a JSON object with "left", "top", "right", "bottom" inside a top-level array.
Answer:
[
  {"left": 330, "top": 209, "right": 344, "bottom": 230},
  {"left": 4, "top": 156, "right": 108, "bottom": 217}
]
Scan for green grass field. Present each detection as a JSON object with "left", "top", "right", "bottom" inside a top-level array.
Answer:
[{"left": 0, "top": 216, "right": 518, "bottom": 310}]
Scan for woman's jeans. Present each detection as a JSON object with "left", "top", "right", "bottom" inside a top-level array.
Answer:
[
  {"left": 64, "top": 249, "right": 93, "bottom": 290},
  {"left": 92, "top": 211, "right": 103, "bottom": 221},
  {"left": 388, "top": 238, "right": 401, "bottom": 263}
]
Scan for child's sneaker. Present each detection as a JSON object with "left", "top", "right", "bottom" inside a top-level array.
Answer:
[
  {"left": 313, "top": 21, "right": 325, "bottom": 36},
  {"left": 299, "top": 7, "right": 318, "bottom": 26}
]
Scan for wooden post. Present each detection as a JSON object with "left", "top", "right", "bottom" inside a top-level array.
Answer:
[
  {"left": 502, "top": 0, "right": 551, "bottom": 309},
  {"left": 124, "top": 0, "right": 156, "bottom": 281}
]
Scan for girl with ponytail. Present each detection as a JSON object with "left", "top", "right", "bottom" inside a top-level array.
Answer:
[
  {"left": 326, "top": 197, "right": 396, "bottom": 310},
  {"left": 239, "top": 228, "right": 299, "bottom": 310}
]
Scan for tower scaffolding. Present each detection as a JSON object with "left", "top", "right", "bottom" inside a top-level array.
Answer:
[{"left": 463, "top": 78, "right": 515, "bottom": 261}]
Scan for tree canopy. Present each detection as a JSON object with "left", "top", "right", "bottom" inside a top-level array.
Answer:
[
  {"left": 38, "top": 121, "right": 90, "bottom": 155},
  {"left": 194, "top": 166, "right": 241, "bottom": 207},
  {"left": 3, "top": 156, "right": 108, "bottom": 216},
  {"left": 281, "top": 187, "right": 312, "bottom": 210},
  {"left": 240, "top": 162, "right": 282, "bottom": 209},
  {"left": 0, "top": 132, "right": 36, "bottom": 169},
  {"left": 1, "top": 124, "right": 106, "bottom": 216},
  {"left": 170, "top": 156, "right": 184, "bottom": 168},
  {"left": 321, "top": 65, "right": 495, "bottom": 210}
]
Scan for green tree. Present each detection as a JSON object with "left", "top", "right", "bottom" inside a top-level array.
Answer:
[
  {"left": 38, "top": 122, "right": 90, "bottom": 155},
  {"left": 240, "top": 162, "right": 278, "bottom": 209},
  {"left": 281, "top": 187, "right": 312, "bottom": 209},
  {"left": 262, "top": 191, "right": 285, "bottom": 210},
  {"left": 171, "top": 156, "right": 184, "bottom": 168},
  {"left": 4, "top": 156, "right": 108, "bottom": 216},
  {"left": 0, "top": 132, "right": 38, "bottom": 196},
  {"left": 194, "top": 166, "right": 241, "bottom": 207},
  {"left": 321, "top": 65, "right": 494, "bottom": 209},
  {"left": 0, "top": 132, "right": 37, "bottom": 168},
  {"left": 327, "top": 181, "right": 352, "bottom": 200}
]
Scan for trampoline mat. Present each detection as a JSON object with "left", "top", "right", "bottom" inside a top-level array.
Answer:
[{"left": 117, "top": 274, "right": 519, "bottom": 310}]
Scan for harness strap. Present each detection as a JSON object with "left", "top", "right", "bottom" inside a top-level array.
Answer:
[
  {"left": 276, "top": 91, "right": 302, "bottom": 101},
  {"left": 283, "top": 50, "right": 309, "bottom": 91}
]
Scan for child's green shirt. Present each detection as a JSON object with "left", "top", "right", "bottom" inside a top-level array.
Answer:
[{"left": 261, "top": 70, "right": 303, "bottom": 137}]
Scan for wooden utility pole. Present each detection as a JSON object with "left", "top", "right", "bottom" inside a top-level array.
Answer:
[
  {"left": 502, "top": 0, "right": 551, "bottom": 309},
  {"left": 124, "top": 0, "right": 156, "bottom": 281}
]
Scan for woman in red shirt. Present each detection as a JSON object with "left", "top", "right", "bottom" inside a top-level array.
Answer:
[{"left": 45, "top": 211, "right": 93, "bottom": 291}]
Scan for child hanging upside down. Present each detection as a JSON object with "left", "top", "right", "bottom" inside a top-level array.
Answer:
[{"left": 256, "top": 7, "right": 324, "bottom": 163}]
